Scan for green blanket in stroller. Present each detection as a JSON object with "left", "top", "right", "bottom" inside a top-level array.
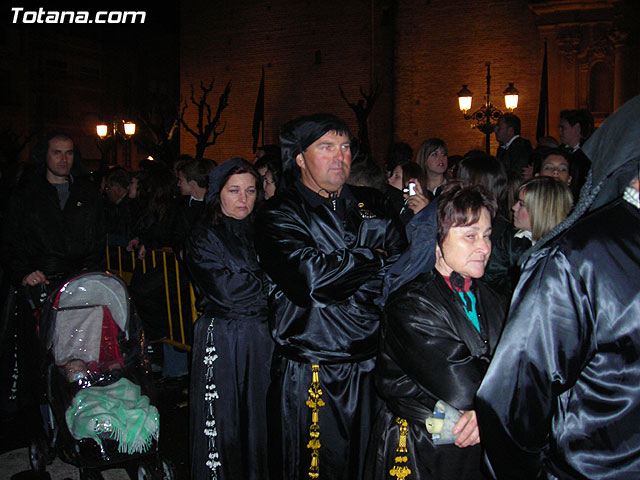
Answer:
[{"left": 65, "top": 377, "right": 159, "bottom": 454}]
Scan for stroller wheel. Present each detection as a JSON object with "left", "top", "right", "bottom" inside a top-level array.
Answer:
[
  {"left": 29, "top": 435, "right": 50, "bottom": 472},
  {"left": 137, "top": 456, "right": 176, "bottom": 480},
  {"left": 158, "top": 456, "right": 176, "bottom": 480}
]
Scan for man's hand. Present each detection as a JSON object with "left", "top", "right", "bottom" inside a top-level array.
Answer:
[
  {"left": 453, "top": 410, "right": 480, "bottom": 448},
  {"left": 22, "top": 270, "right": 49, "bottom": 287}
]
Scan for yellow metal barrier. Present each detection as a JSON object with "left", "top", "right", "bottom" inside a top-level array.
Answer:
[{"left": 105, "top": 244, "right": 198, "bottom": 351}]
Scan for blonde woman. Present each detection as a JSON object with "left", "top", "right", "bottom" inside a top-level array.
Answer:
[
  {"left": 513, "top": 176, "right": 573, "bottom": 243},
  {"left": 485, "top": 176, "right": 573, "bottom": 295}
]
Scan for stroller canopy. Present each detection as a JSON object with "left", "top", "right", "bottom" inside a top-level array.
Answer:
[{"left": 46, "top": 272, "right": 131, "bottom": 366}]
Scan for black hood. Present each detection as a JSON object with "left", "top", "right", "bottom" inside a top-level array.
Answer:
[{"left": 205, "top": 157, "right": 254, "bottom": 204}]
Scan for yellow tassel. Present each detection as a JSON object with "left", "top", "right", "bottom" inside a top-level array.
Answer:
[
  {"left": 389, "top": 418, "right": 411, "bottom": 479},
  {"left": 307, "top": 364, "right": 324, "bottom": 479}
]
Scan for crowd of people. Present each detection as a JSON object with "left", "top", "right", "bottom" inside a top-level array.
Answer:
[{"left": 0, "top": 95, "right": 639, "bottom": 480}]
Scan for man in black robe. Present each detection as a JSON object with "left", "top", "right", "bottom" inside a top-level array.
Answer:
[
  {"left": 476, "top": 95, "right": 640, "bottom": 479},
  {"left": 255, "top": 114, "right": 406, "bottom": 480}
]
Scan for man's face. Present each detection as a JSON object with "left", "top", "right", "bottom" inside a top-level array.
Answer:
[
  {"left": 105, "top": 184, "right": 126, "bottom": 204},
  {"left": 177, "top": 172, "right": 193, "bottom": 196},
  {"left": 558, "top": 119, "right": 581, "bottom": 148},
  {"left": 296, "top": 131, "right": 352, "bottom": 195},
  {"left": 494, "top": 119, "right": 513, "bottom": 145},
  {"left": 46, "top": 138, "right": 74, "bottom": 183}
]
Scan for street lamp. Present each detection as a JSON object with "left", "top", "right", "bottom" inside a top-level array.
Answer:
[
  {"left": 95, "top": 119, "right": 136, "bottom": 168},
  {"left": 457, "top": 62, "right": 519, "bottom": 154}
]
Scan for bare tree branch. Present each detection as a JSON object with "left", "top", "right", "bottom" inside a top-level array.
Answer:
[{"left": 180, "top": 78, "right": 231, "bottom": 158}]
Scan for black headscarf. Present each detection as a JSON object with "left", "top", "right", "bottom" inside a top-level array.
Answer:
[
  {"left": 279, "top": 113, "right": 356, "bottom": 186},
  {"left": 205, "top": 157, "right": 254, "bottom": 204}
]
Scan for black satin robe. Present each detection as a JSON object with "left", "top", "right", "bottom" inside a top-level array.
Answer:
[
  {"left": 476, "top": 199, "right": 640, "bottom": 479},
  {"left": 255, "top": 182, "right": 407, "bottom": 480},
  {"left": 184, "top": 216, "right": 272, "bottom": 480},
  {"left": 365, "top": 270, "right": 505, "bottom": 480}
]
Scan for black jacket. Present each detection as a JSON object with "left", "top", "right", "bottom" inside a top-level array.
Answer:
[
  {"left": 255, "top": 181, "right": 407, "bottom": 363},
  {"left": 376, "top": 270, "right": 506, "bottom": 422},
  {"left": 497, "top": 136, "right": 533, "bottom": 176},
  {"left": 104, "top": 195, "right": 136, "bottom": 247},
  {"left": 483, "top": 225, "right": 533, "bottom": 296},
  {"left": 1, "top": 170, "right": 105, "bottom": 286},
  {"left": 173, "top": 196, "right": 206, "bottom": 254}
]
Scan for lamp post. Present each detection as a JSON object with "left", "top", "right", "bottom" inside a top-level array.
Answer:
[
  {"left": 457, "top": 62, "right": 519, "bottom": 154},
  {"left": 96, "top": 120, "right": 136, "bottom": 168}
]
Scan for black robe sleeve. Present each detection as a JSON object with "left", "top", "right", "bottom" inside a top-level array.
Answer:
[
  {"left": 476, "top": 247, "right": 594, "bottom": 479},
  {"left": 184, "top": 224, "right": 266, "bottom": 316},
  {"left": 255, "top": 202, "right": 387, "bottom": 308}
]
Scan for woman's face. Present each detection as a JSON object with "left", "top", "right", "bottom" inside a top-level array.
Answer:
[
  {"left": 426, "top": 147, "right": 448, "bottom": 176},
  {"left": 220, "top": 173, "right": 257, "bottom": 220},
  {"left": 538, "top": 154, "right": 571, "bottom": 185},
  {"left": 258, "top": 167, "right": 276, "bottom": 200},
  {"left": 388, "top": 164, "right": 404, "bottom": 190},
  {"left": 512, "top": 190, "right": 532, "bottom": 231},
  {"left": 435, "top": 208, "right": 492, "bottom": 279}
]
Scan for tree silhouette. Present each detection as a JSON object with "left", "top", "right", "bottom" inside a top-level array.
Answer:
[
  {"left": 180, "top": 79, "right": 231, "bottom": 159},
  {"left": 130, "top": 89, "right": 180, "bottom": 167},
  {"left": 339, "top": 82, "right": 382, "bottom": 160}
]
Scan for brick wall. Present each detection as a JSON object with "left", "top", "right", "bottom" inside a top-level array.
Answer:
[
  {"left": 393, "top": 0, "right": 542, "bottom": 157},
  {"left": 180, "top": 0, "right": 638, "bottom": 164},
  {"left": 180, "top": 0, "right": 393, "bottom": 164}
]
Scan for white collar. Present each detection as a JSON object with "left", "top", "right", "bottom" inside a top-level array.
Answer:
[
  {"left": 189, "top": 195, "right": 204, "bottom": 206},
  {"left": 504, "top": 135, "right": 520, "bottom": 150},
  {"left": 563, "top": 143, "right": 580, "bottom": 153},
  {"left": 514, "top": 228, "right": 535, "bottom": 245}
]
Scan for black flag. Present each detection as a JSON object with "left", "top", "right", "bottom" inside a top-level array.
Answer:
[
  {"left": 536, "top": 41, "right": 549, "bottom": 142},
  {"left": 252, "top": 67, "right": 264, "bottom": 153}
]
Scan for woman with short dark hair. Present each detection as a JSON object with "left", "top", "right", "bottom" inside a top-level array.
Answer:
[
  {"left": 365, "top": 181, "right": 506, "bottom": 480},
  {"left": 184, "top": 158, "right": 272, "bottom": 480}
]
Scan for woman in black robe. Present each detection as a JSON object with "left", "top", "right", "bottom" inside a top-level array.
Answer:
[
  {"left": 184, "top": 158, "right": 272, "bottom": 480},
  {"left": 365, "top": 182, "right": 506, "bottom": 480}
]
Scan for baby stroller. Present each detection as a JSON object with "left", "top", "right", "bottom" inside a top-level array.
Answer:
[{"left": 29, "top": 271, "right": 175, "bottom": 479}]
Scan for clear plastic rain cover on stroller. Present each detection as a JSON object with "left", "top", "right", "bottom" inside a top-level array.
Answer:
[{"left": 46, "top": 273, "right": 159, "bottom": 454}]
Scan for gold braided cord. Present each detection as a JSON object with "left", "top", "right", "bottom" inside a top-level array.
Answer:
[
  {"left": 306, "top": 364, "right": 324, "bottom": 479},
  {"left": 389, "top": 417, "right": 411, "bottom": 479}
]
